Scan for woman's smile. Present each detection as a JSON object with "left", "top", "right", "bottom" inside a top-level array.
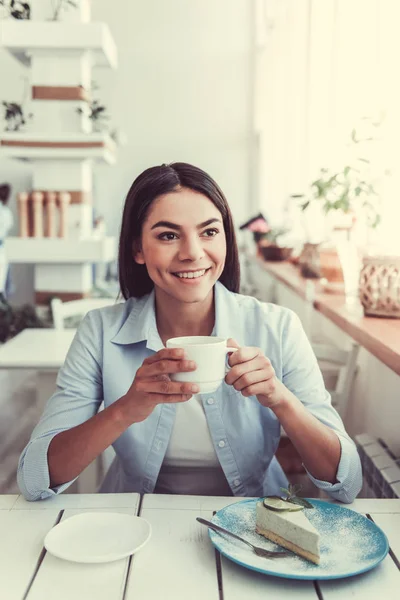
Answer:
[{"left": 171, "top": 267, "right": 212, "bottom": 283}]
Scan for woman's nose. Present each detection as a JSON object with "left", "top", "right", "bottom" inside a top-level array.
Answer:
[{"left": 178, "top": 236, "right": 205, "bottom": 261}]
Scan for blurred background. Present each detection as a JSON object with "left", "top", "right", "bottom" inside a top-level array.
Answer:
[{"left": 1, "top": 0, "right": 400, "bottom": 302}]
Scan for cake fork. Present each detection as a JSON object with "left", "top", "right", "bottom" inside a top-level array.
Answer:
[{"left": 196, "top": 517, "right": 290, "bottom": 559}]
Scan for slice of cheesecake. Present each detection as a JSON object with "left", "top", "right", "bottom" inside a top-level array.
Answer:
[{"left": 255, "top": 500, "right": 320, "bottom": 564}]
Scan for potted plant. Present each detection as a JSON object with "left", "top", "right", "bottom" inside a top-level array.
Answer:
[
  {"left": 293, "top": 120, "right": 386, "bottom": 299},
  {"left": 0, "top": 295, "right": 45, "bottom": 343},
  {"left": 1, "top": 101, "right": 33, "bottom": 131},
  {"left": 295, "top": 119, "right": 385, "bottom": 233},
  {"left": 77, "top": 98, "right": 109, "bottom": 132},
  {"left": 296, "top": 163, "right": 380, "bottom": 231},
  {"left": 0, "top": 1, "right": 30, "bottom": 19},
  {"left": 257, "top": 227, "right": 293, "bottom": 261}
]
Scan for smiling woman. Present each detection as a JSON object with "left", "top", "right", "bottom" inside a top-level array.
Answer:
[{"left": 17, "top": 162, "right": 362, "bottom": 503}]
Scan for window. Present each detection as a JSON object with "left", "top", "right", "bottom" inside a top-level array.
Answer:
[{"left": 255, "top": 0, "right": 400, "bottom": 252}]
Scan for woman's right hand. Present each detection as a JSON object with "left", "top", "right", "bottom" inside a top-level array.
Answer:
[{"left": 118, "top": 348, "right": 199, "bottom": 423}]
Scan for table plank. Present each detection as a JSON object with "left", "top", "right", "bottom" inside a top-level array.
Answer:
[
  {"left": 26, "top": 508, "right": 138, "bottom": 600},
  {"left": 0, "top": 509, "right": 61, "bottom": 600},
  {"left": 142, "top": 493, "right": 247, "bottom": 511},
  {"left": 12, "top": 493, "right": 140, "bottom": 511},
  {"left": 319, "top": 557, "right": 400, "bottom": 599},
  {"left": 126, "top": 506, "right": 220, "bottom": 600},
  {"left": 341, "top": 499, "right": 400, "bottom": 514},
  {"left": 371, "top": 513, "right": 400, "bottom": 563},
  {"left": 220, "top": 556, "right": 317, "bottom": 599},
  {"left": 0, "top": 494, "right": 18, "bottom": 509}
]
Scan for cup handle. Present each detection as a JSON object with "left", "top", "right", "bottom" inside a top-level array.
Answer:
[{"left": 225, "top": 347, "right": 238, "bottom": 373}]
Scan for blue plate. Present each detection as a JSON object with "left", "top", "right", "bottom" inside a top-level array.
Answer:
[{"left": 209, "top": 498, "right": 389, "bottom": 580}]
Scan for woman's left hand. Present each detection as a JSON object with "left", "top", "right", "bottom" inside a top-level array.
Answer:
[{"left": 225, "top": 338, "right": 287, "bottom": 410}]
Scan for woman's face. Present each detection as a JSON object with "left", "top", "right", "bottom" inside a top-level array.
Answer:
[{"left": 134, "top": 187, "right": 226, "bottom": 304}]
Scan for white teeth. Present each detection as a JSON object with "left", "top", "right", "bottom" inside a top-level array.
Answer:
[{"left": 175, "top": 269, "right": 207, "bottom": 279}]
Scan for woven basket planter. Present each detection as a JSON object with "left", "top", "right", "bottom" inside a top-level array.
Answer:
[{"left": 359, "top": 256, "right": 400, "bottom": 318}]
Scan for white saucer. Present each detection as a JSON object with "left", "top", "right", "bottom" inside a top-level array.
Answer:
[{"left": 44, "top": 512, "right": 152, "bottom": 563}]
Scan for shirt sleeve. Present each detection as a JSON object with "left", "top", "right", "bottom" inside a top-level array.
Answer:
[
  {"left": 17, "top": 311, "right": 104, "bottom": 501},
  {"left": 280, "top": 309, "right": 362, "bottom": 503}
]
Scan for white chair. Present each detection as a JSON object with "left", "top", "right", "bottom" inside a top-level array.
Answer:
[
  {"left": 51, "top": 297, "right": 120, "bottom": 330},
  {"left": 277, "top": 339, "right": 359, "bottom": 498},
  {"left": 312, "top": 341, "right": 359, "bottom": 417},
  {"left": 302, "top": 280, "right": 360, "bottom": 418}
]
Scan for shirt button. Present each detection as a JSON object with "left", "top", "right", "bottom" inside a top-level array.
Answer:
[
  {"left": 234, "top": 479, "right": 241, "bottom": 487},
  {"left": 218, "top": 440, "right": 226, "bottom": 448},
  {"left": 207, "top": 397, "right": 215, "bottom": 405}
]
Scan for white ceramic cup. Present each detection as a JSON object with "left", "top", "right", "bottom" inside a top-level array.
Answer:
[{"left": 166, "top": 336, "right": 238, "bottom": 394}]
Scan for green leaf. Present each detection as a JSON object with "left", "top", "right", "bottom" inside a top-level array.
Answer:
[
  {"left": 300, "top": 200, "right": 310, "bottom": 211},
  {"left": 372, "top": 214, "right": 381, "bottom": 228}
]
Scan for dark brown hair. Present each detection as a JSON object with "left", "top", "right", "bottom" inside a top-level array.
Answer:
[
  {"left": 118, "top": 162, "right": 240, "bottom": 298},
  {"left": 0, "top": 184, "right": 11, "bottom": 205}
]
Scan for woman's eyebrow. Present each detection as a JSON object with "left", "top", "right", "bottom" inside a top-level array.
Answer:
[{"left": 150, "top": 218, "right": 222, "bottom": 231}]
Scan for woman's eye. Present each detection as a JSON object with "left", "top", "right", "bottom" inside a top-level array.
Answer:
[
  {"left": 158, "top": 232, "right": 178, "bottom": 241},
  {"left": 202, "top": 228, "right": 219, "bottom": 237}
]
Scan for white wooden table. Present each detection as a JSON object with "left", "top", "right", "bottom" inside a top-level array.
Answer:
[
  {"left": 0, "top": 328, "right": 76, "bottom": 411},
  {"left": 1, "top": 494, "right": 399, "bottom": 599},
  {"left": 0, "top": 328, "right": 76, "bottom": 371}
]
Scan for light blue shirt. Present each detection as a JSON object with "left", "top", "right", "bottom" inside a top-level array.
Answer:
[{"left": 17, "top": 281, "right": 362, "bottom": 502}]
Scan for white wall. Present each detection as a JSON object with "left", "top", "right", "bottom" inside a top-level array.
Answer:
[
  {"left": 0, "top": 0, "right": 254, "bottom": 303},
  {"left": 91, "top": 0, "right": 254, "bottom": 233}
]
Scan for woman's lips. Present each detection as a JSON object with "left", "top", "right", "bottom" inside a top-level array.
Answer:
[{"left": 171, "top": 267, "right": 211, "bottom": 283}]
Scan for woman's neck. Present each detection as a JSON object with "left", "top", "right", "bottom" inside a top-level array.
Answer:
[{"left": 155, "top": 288, "right": 215, "bottom": 345}]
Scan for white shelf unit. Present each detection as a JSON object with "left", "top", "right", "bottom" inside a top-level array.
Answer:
[
  {"left": 0, "top": 21, "right": 118, "bottom": 69},
  {"left": 0, "top": 132, "right": 117, "bottom": 165},
  {"left": 5, "top": 236, "right": 116, "bottom": 264},
  {"left": 0, "top": 11, "right": 119, "bottom": 302}
]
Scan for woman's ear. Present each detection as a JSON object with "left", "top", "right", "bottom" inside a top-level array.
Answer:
[{"left": 132, "top": 240, "right": 145, "bottom": 265}]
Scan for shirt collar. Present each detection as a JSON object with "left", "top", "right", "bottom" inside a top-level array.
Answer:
[
  {"left": 111, "top": 280, "right": 239, "bottom": 352},
  {"left": 110, "top": 290, "right": 163, "bottom": 352}
]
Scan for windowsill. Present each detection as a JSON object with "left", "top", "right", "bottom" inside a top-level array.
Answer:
[{"left": 255, "top": 256, "right": 400, "bottom": 377}]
